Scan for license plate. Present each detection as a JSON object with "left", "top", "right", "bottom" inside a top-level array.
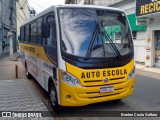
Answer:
[{"left": 100, "top": 86, "right": 114, "bottom": 93}]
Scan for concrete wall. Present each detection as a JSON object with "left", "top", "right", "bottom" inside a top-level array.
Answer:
[
  {"left": 1, "top": 0, "right": 17, "bottom": 31},
  {"left": 147, "top": 15, "right": 160, "bottom": 31},
  {"left": 145, "top": 14, "right": 160, "bottom": 67},
  {"left": 0, "top": 0, "right": 17, "bottom": 58},
  {"left": 134, "top": 31, "right": 146, "bottom": 63}
]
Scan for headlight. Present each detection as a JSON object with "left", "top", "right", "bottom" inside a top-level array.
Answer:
[
  {"left": 61, "top": 71, "right": 81, "bottom": 86},
  {"left": 128, "top": 67, "right": 135, "bottom": 80}
]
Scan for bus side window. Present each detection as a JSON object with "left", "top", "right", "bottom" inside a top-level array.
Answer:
[
  {"left": 25, "top": 24, "right": 30, "bottom": 43},
  {"left": 37, "top": 18, "right": 42, "bottom": 45},
  {"left": 43, "top": 12, "right": 58, "bottom": 66},
  {"left": 30, "top": 21, "right": 37, "bottom": 44},
  {"left": 20, "top": 26, "right": 25, "bottom": 42}
]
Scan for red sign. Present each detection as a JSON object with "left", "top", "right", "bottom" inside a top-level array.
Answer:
[
  {"left": 146, "top": 55, "right": 150, "bottom": 60},
  {"left": 146, "top": 46, "right": 151, "bottom": 52}
]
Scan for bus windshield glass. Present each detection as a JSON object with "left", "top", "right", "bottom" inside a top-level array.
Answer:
[{"left": 58, "top": 8, "right": 133, "bottom": 58}]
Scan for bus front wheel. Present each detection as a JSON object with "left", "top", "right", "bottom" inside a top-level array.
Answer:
[
  {"left": 49, "top": 82, "right": 62, "bottom": 113},
  {"left": 25, "top": 62, "right": 32, "bottom": 79}
]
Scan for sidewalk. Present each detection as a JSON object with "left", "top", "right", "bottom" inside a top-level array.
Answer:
[
  {"left": 0, "top": 79, "right": 49, "bottom": 110},
  {"left": 135, "top": 63, "right": 160, "bottom": 74},
  {"left": 0, "top": 53, "right": 26, "bottom": 80},
  {"left": 0, "top": 54, "right": 53, "bottom": 119}
]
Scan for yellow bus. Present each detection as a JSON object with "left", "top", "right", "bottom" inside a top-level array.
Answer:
[{"left": 19, "top": 5, "right": 135, "bottom": 112}]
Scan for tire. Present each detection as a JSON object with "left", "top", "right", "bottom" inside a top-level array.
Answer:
[
  {"left": 25, "top": 63, "right": 32, "bottom": 79},
  {"left": 49, "top": 82, "right": 62, "bottom": 113}
]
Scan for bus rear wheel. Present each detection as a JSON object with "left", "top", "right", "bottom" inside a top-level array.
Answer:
[{"left": 49, "top": 82, "right": 61, "bottom": 113}]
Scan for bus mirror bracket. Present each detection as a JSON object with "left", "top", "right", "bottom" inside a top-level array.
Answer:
[{"left": 18, "top": 35, "right": 21, "bottom": 41}]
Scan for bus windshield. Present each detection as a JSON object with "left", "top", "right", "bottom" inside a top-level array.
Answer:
[{"left": 58, "top": 8, "right": 133, "bottom": 58}]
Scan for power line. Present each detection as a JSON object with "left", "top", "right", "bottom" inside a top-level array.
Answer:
[
  {"left": 19, "top": 0, "right": 28, "bottom": 9},
  {"left": 13, "top": 7, "right": 26, "bottom": 23},
  {"left": 30, "top": 0, "right": 45, "bottom": 9},
  {"left": 16, "top": 0, "right": 26, "bottom": 9},
  {"left": 22, "top": 0, "right": 28, "bottom": 8},
  {"left": 34, "top": 0, "right": 50, "bottom": 7},
  {"left": 17, "top": 1, "right": 28, "bottom": 20}
]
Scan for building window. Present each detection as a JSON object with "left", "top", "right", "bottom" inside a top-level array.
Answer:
[{"left": 132, "top": 31, "right": 137, "bottom": 40}]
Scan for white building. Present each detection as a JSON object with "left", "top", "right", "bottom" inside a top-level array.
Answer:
[{"left": 136, "top": 0, "right": 160, "bottom": 68}]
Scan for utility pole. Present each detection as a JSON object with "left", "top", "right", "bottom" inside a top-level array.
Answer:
[{"left": 9, "top": 0, "right": 14, "bottom": 58}]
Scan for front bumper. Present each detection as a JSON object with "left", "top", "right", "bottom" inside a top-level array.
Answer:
[{"left": 59, "top": 78, "right": 135, "bottom": 106}]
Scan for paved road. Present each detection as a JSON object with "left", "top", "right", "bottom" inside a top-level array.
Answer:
[{"left": 30, "top": 69, "right": 160, "bottom": 120}]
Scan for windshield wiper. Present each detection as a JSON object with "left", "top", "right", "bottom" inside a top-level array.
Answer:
[
  {"left": 100, "top": 20, "right": 121, "bottom": 59},
  {"left": 85, "top": 22, "right": 99, "bottom": 58}
]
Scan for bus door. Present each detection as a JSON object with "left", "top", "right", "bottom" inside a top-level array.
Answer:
[{"left": 43, "top": 13, "right": 58, "bottom": 83}]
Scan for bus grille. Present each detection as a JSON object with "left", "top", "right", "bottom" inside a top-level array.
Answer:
[
  {"left": 82, "top": 77, "right": 125, "bottom": 87},
  {"left": 76, "top": 76, "right": 128, "bottom": 99}
]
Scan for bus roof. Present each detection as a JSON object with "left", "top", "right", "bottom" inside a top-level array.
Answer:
[
  {"left": 21, "top": 5, "right": 124, "bottom": 26},
  {"left": 55, "top": 4, "right": 123, "bottom": 11}
]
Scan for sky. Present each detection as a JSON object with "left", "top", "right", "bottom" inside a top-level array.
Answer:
[{"left": 29, "top": 0, "right": 65, "bottom": 14}]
